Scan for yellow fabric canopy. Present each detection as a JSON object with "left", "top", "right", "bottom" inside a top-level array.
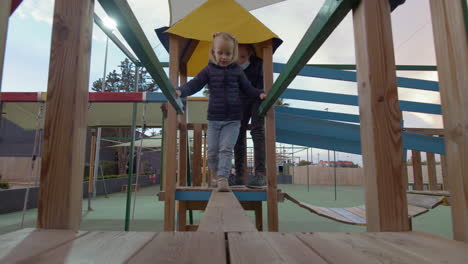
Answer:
[{"left": 165, "top": 0, "right": 281, "bottom": 76}]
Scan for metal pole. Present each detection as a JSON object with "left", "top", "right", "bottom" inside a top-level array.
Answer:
[
  {"left": 132, "top": 66, "right": 143, "bottom": 221},
  {"left": 101, "top": 36, "right": 109, "bottom": 91},
  {"left": 291, "top": 144, "right": 294, "bottom": 181},
  {"left": 93, "top": 127, "right": 102, "bottom": 198},
  {"left": 334, "top": 150, "right": 337, "bottom": 201},
  {"left": 124, "top": 103, "right": 138, "bottom": 231}
]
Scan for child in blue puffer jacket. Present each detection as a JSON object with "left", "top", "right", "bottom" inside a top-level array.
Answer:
[{"left": 176, "top": 32, "right": 265, "bottom": 192}]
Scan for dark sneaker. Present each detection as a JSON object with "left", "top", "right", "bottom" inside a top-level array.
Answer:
[
  {"left": 228, "top": 175, "right": 245, "bottom": 186},
  {"left": 247, "top": 173, "right": 266, "bottom": 188}
]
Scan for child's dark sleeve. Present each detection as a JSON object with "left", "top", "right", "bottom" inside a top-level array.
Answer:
[
  {"left": 239, "top": 71, "right": 262, "bottom": 97},
  {"left": 177, "top": 67, "right": 209, "bottom": 97}
]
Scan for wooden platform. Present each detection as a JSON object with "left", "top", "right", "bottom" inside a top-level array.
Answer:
[{"left": 1, "top": 228, "right": 467, "bottom": 263}]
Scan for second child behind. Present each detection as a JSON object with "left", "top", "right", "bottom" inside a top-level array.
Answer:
[{"left": 176, "top": 32, "right": 266, "bottom": 192}]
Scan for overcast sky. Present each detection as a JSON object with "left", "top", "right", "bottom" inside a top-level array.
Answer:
[{"left": 2, "top": 0, "right": 441, "bottom": 163}]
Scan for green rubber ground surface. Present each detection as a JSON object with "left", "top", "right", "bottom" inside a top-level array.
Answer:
[{"left": 0, "top": 185, "right": 452, "bottom": 238}]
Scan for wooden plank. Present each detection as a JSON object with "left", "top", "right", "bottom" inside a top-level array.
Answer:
[
  {"left": 37, "top": 0, "right": 94, "bottom": 230},
  {"left": 198, "top": 191, "right": 257, "bottom": 232},
  {"left": 163, "top": 35, "right": 180, "bottom": 231},
  {"left": 412, "top": 150, "right": 424, "bottom": 190},
  {"left": 407, "top": 193, "right": 443, "bottom": 209},
  {"left": 407, "top": 204, "right": 429, "bottom": 217},
  {"left": 229, "top": 232, "right": 327, "bottom": 264},
  {"left": 362, "top": 232, "right": 468, "bottom": 263},
  {"left": 186, "top": 200, "right": 208, "bottom": 210},
  {"left": 0, "top": 0, "right": 11, "bottom": 91},
  {"left": 175, "top": 186, "right": 271, "bottom": 192},
  {"left": 440, "top": 154, "right": 449, "bottom": 190},
  {"left": 405, "top": 128, "right": 444, "bottom": 136},
  {"left": 407, "top": 190, "right": 450, "bottom": 196},
  {"left": 430, "top": 0, "right": 468, "bottom": 241},
  {"left": 178, "top": 200, "right": 187, "bottom": 231},
  {"left": 192, "top": 123, "right": 202, "bottom": 186},
  {"left": 329, "top": 208, "right": 366, "bottom": 224},
  {"left": 353, "top": 0, "right": 409, "bottom": 231},
  {"left": 128, "top": 232, "right": 226, "bottom": 264},
  {"left": 345, "top": 206, "right": 367, "bottom": 220},
  {"left": 258, "top": 0, "right": 359, "bottom": 115},
  {"left": 426, "top": 152, "right": 438, "bottom": 190},
  {"left": 97, "top": 0, "right": 183, "bottom": 113},
  {"left": 297, "top": 232, "right": 428, "bottom": 263},
  {"left": 0, "top": 228, "right": 87, "bottom": 263},
  {"left": 30, "top": 231, "right": 154, "bottom": 263},
  {"left": 263, "top": 40, "right": 279, "bottom": 232},
  {"left": 185, "top": 225, "right": 198, "bottom": 231}
]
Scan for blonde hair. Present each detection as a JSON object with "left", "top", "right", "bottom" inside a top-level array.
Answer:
[{"left": 209, "top": 32, "right": 239, "bottom": 65}]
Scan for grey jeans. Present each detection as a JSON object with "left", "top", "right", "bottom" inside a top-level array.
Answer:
[{"left": 207, "top": 120, "right": 241, "bottom": 178}]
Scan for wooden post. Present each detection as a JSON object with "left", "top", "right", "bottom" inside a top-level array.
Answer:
[
  {"left": 163, "top": 35, "right": 180, "bottom": 231},
  {"left": 0, "top": 0, "right": 11, "bottom": 91},
  {"left": 412, "top": 150, "right": 423, "bottom": 190},
  {"left": 352, "top": 0, "right": 409, "bottom": 232},
  {"left": 440, "top": 154, "right": 449, "bottom": 190},
  {"left": 430, "top": 0, "right": 468, "bottom": 241},
  {"left": 192, "top": 124, "right": 202, "bottom": 186},
  {"left": 178, "top": 200, "right": 187, "bottom": 231},
  {"left": 178, "top": 74, "right": 188, "bottom": 187},
  {"left": 37, "top": 0, "right": 94, "bottom": 230},
  {"left": 426, "top": 152, "right": 438, "bottom": 190},
  {"left": 263, "top": 40, "right": 278, "bottom": 232}
]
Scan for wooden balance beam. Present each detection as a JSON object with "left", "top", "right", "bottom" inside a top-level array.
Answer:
[
  {"left": 198, "top": 191, "right": 257, "bottom": 232},
  {"left": 157, "top": 186, "right": 284, "bottom": 231}
]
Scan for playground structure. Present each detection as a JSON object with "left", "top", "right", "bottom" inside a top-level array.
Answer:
[{"left": 0, "top": 0, "right": 468, "bottom": 263}]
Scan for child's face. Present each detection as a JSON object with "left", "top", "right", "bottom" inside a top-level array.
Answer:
[
  {"left": 237, "top": 45, "right": 251, "bottom": 65},
  {"left": 213, "top": 38, "right": 234, "bottom": 67}
]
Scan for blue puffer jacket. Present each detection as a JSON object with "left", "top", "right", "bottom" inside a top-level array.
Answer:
[{"left": 177, "top": 61, "right": 262, "bottom": 121}]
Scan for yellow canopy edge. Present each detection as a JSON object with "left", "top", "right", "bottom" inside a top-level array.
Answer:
[{"left": 165, "top": 0, "right": 280, "bottom": 76}]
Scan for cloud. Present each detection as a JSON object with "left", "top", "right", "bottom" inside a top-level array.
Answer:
[{"left": 16, "top": 0, "right": 54, "bottom": 24}]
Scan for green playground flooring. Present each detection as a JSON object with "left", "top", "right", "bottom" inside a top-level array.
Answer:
[{"left": 0, "top": 184, "right": 453, "bottom": 239}]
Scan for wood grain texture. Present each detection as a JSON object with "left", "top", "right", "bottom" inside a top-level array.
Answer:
[
  {"left": 192, "top": 123, "right": 202, "bottom": 186},
  {"left": 31, "top": 231, "right": 155, "bottom": 264},
  {"left": 426, "top": 153, "right": 438, "bottom": 190},
  {"left": 0, "top": 0, "right": 11, "bottom": 91},
  {"left": 198, "top": 191, "right": 257, "bottom": 232},
  {"left": 430, "top": 0, "right": 468, "bottom": 241},
  {"left": 38, "top": 0, "right": 94, "bottom": 230},
  {"left": 363, "top": 232, "right": 468, "bottom": 263},
  {"left": 352, "top": 0, "right": 409, "bottom": 231},
  {"left": 298, "top": 232, "right": 428, "bottom": 263},
  {"left": 0, "top": 228, "right": 87, "bottom": 263},
  {"left": 127, "top": 232, "right": 226, "bottom": 264},
  {"left": 163, "top": 34, "right": 180, "bottom": 231},
  {"left": 229, "top": 232, "right": 327, "bottom": 264},
  {"left": 411, "top": 150, "right": 424, "bottom": 190},
  {"left": 178, "top": 72, "right": 188, "bottom": 187},
  {"left": 178, "top": 200, "right": 187, "bottom": 231},
  {"left": 440, "top": 154, "right": 449, "bottom": 190},
  {"left": 263, "top": 40, "right": 279, "bottom": 232}
]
